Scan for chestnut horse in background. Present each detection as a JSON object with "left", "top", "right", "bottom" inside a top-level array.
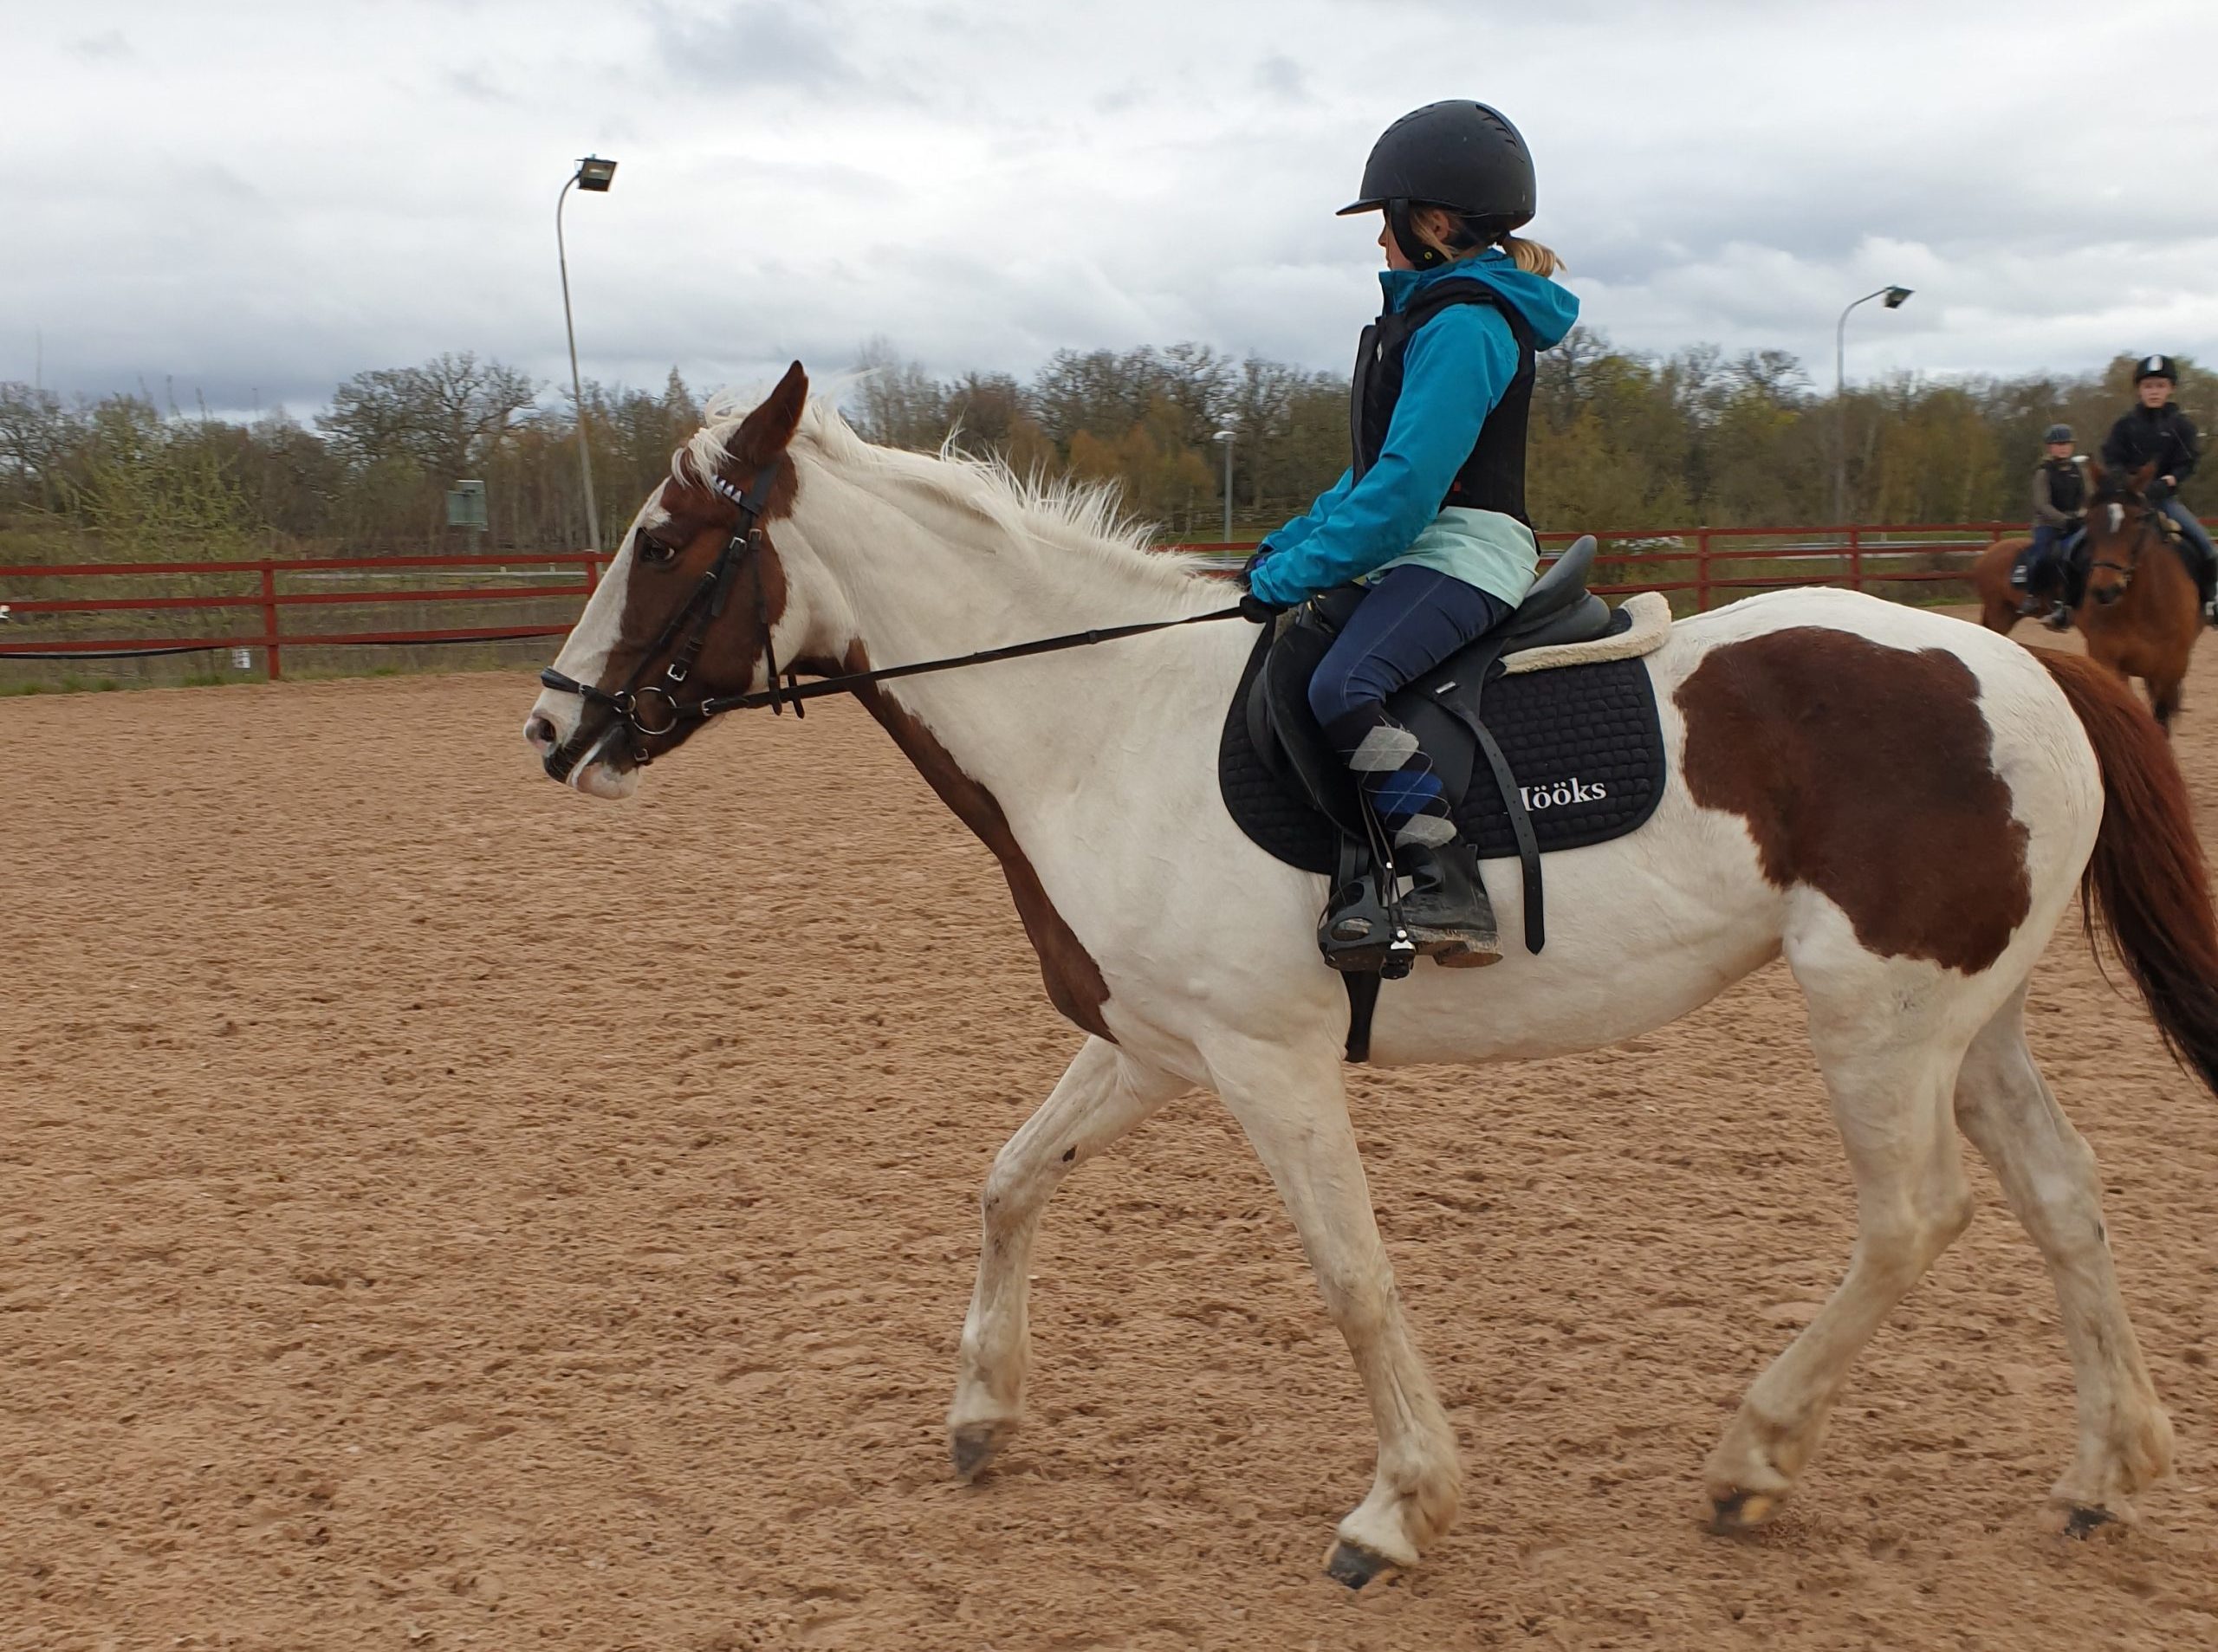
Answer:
[
  {"left": 2077, "top": 463, "right": 2200, "bottom": 731},
  {"left": 1968, "top": 463, "right": 2197, "bottom": 730},
  {"left": 1971, "top": 532, "right": 2040, "bottom": 634}
]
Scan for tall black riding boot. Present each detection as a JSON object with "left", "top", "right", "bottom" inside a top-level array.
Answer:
[{"left": 1396, "top": 839, "right": 1500, "bottom": 968}]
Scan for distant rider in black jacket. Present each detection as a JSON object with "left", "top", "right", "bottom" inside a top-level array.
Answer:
[{"left": 2101, "top": 353, "right": 2215, "bottom": 625}]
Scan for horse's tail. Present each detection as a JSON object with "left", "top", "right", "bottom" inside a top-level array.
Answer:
[{"left": 2040, "top": 650, "right": 2218, "bottom": 1095}]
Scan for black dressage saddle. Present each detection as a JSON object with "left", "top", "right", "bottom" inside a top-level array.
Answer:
[{"left": 1217, "top": 536, "right": 1670, "bottom": 1058}]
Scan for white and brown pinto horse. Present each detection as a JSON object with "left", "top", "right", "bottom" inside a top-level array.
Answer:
[{"left": 526, "top": 366, "right": 2218, "bottom": 1584}]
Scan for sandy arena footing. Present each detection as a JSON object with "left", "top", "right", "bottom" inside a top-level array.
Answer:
[{"left": 2, "top": 631, "right": 2214, "bottom": 1649}]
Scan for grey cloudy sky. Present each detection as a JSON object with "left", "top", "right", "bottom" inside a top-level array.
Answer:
[{"left": 7, "top": 0, "right": 2216, "bottom": 418}]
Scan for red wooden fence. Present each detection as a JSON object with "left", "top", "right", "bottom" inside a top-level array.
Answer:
[
  {"left": 1179, "top": 521, "right": 2039, "bottom": 609},
  {"left": 3, "top": 520, "right": 2210, "bottom": 681},
  {"left": 0, "top": 551, "right": 601, "bottom": 679}
]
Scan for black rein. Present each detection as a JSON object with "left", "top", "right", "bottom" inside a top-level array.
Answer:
[{"left": 538, "top": 463, "right": 1246, "bottom": 774}]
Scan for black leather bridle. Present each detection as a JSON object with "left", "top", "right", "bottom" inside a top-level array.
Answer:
[
  {"left": 537, "top": 462, "right": 1246, "bottom": 783},
  {"left": 538, "top": 463, "right": 788, "bottom": 782},
  {"left": 2085, "top": 497, "right": 2160, "bottom": 593}
]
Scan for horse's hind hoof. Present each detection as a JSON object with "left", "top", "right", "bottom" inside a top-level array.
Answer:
[
  {"left": 1325, "top": 1539, "right": 1398, "bottom": 1590},
  {"left": 1707, "top": 1489, "right": 1778, "bottom": 1534},
  {"left": 950, "top": 1417, "right": 1017, "bottom": 1482}
]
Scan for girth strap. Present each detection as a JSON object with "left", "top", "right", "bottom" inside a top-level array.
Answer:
[{"left": 1469, "top": 719, "right": 1545, "bottom": 953}]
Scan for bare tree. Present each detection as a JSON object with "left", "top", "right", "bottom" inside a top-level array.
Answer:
[{"left": 320, "top": 353, "right": 536, "bottom": 480}]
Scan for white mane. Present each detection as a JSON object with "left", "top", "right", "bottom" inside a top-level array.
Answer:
[{"left": 677, "top": 388, "right": 1214, "bottom": 602}]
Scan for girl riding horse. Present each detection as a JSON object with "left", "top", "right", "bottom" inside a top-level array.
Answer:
[
  {"left": 1238, "top": 101, "right": 1579, "bottom": 965},
  {"left": 2014, "top": 423, "right": 2091, "bottom": 630}
]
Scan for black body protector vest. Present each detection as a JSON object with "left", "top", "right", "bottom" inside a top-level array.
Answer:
[
  {"left": 1352, "top": 279, "right": 1539, "bottom": 528},
  {"left": 2043, "top": 456, "right": 2088, "bottom": 517}
]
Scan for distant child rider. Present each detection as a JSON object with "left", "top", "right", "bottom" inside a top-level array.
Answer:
[
  {"left": 1236, "top": 100, "right": 1579, "bottom": 962},
  {"left": 2101, "top": 354, "right": 2216, "bottom": 625},
  {"left": 2018, "top": 424, "right": 2091, "bottom": 630}
]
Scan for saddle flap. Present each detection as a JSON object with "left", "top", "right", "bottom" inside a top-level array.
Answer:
[{"left": 1246, "top": 536, "right": 1614, "bottom": 832}]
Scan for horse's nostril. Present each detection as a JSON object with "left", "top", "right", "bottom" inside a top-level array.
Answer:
[{"left": 526, "top": 715, "right": 557, "bottom": 748}]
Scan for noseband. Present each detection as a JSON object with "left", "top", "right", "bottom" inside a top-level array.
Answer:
[{"left": 537, "top": 463, "right": 1247, "bottom": 783}]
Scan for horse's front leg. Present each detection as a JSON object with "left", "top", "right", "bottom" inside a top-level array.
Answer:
[
  {"left": 1209, "top": 1033, "right": 1461, "bottom": 1586},
  {"left": 948, "top": 1036, "right": 1187, "bottom": 1478}
]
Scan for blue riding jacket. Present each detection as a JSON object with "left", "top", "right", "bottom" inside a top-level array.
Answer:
[{"left": 1248, "top": 252, "right": 1580, "bottom": 609}]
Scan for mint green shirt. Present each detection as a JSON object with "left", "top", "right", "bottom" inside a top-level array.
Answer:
[{"left": 1374, "top": 506, "right": 1540, "bottom": 607}]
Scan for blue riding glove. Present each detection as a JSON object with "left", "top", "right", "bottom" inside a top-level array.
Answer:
[{"left": 1235, "top": 543, "right": 1288, "bottom": 623}]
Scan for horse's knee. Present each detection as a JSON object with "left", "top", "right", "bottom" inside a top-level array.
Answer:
[
  {"left": 978, "top": 1150, "right": 1051, "bottom": 1237},
  {"left": 1310, "top": 1256, "right": 1397, "bottom": 1341},
  {"left": 1861, "top": 1190, "right": 1973, "bottom": 1280}
]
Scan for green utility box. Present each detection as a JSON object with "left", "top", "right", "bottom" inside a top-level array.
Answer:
[{"left": 445, "top": 479, "right": 488, "bottom": 530}]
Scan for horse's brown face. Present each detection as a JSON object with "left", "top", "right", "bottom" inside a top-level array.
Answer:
[
  {"left": 524, "top": 364, "right": 807, "bottom": 795},
  {"left": 2082, "top": 461, "right": 2162, "bottom": 610}
]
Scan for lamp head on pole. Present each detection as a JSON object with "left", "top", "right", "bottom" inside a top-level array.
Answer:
[
  {"left": 1882, "top": 285, "right": 1912, "bottom": 309},
  {"left": 1214, "top": 429, "right": 1235, "bottom": 444},
  {"left": 575, "top": 155, "right": 618, "bottom": 192}
]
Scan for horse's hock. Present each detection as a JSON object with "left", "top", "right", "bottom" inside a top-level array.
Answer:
[{"left": 2, "top": 663, "right": 2215, "bottom": 1649}]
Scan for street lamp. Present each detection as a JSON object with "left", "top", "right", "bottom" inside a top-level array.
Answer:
[
  {"left": 1214, "top": 428, "right": 1235, "bottom": 543},
  {"left": 1833, "top": 284, "right": 1913, "bottom": 525},
  {"left": 557, "top": 154, "right": 619, "bottom": 552}
]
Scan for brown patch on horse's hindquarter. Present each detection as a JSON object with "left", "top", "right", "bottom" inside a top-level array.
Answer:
[
  {"left": 846, "top": 655, "right": 1115, "bottom": 1041},
  {"left": 1676, "top": 628, "right": 2032, "bottom": 973}
]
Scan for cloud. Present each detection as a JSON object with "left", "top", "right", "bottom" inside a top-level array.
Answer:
[
  {"left": 1, "top": 0, "right": 2214, "bottom": 420},
  {"left": 651, "top": 0, "right": 859, "bottom": 91},
  {"left": 68, "top": 29, "right": 131, "bottom": 61},
  {"left": 1253, "top": 54, "right": 1311, "bottom": 103}
]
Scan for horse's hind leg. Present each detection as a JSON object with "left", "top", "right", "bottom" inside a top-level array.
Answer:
[
  {"left": 1953, "top": 986, "right": 2171, "bottom": 1529},
  {"left": 948, "top": 1037, "right": 1188, "bottom": 1479},
  {"left": 1706, "top": 932, "right": 1978, "bottom": 1531}
]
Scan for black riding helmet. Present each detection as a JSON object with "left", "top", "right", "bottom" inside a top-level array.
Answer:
[
  {"left": 1339, "top": 100, "right": 1536, "bottom": 271},
  {"left": 2044, "top": 424, "right": 2073, "bottom": 444},
  {"left": 2133, "top": 353, "right": 2178, "bottom": 384}
]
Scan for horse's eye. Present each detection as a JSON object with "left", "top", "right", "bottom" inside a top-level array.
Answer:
[{"left": 638, "top": 535, "right": 676, "bottom": 567}]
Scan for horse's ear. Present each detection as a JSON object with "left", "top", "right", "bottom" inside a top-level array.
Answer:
[
  {"left": 730, "top": 361, "right": 809, "bottom": 469},
  {"left": 2131, "top": 459, "right": 2160, "bottom": 494},
  {"left": 2087, "top": 457, "right": 2105, "bottom": 489}
]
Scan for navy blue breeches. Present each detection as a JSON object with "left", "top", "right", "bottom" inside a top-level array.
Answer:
[{"left": 1307, "top": 566, "right": 1514, "bottom": 848}]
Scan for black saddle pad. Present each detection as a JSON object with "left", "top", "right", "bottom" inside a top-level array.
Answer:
[{"left": 1219, "top": 624, "right": 1670, "bottom": 875}]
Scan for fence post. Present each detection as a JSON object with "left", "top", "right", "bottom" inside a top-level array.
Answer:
[
  {"left": 261, "top": 561, "right": 282, "bottom": 681},
  {"left": 1696, "top": 529, "right": 1712, "bottom": 611},
  {"left": 1848, "top": 523, "right": 1864, "bottom": 593}
]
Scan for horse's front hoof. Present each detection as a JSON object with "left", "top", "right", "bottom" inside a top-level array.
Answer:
[
  {"left": 1324, "top": 1539, "right": 1398, "bottom": 1590},
  {"left": 1707, "top": 1488, "right": 1778, "bottom": 1534},
  {"left": 2048, "top": 1502, "right": 2127, "bottom": 1541},
  {"left": 950, "top": 1417, "right": 1018, "bottom": 1482}
]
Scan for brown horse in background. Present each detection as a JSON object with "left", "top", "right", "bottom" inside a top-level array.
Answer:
[
  {"left": 2077, "top": 463, "right": 2201, "bottom": 731},
  {"left": 1972, "top": 533, "right": 2040, "bottom": 633}
]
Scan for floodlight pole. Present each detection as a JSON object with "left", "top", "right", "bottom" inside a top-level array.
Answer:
[
  {"left": 1833, "top": 285, "right": 1913, "bottom": 525},
  {"left": 557, "top": 166, "right": 604, "bottom": 554},
  {"left": 1215, "top": 429, "right": 1235, "bottom": 543}
]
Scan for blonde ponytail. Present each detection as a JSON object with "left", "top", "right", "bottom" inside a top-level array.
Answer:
[
  {"left": 1500, "top": 233, "right": 1565, "bottom": 278},
  {"left": 1410, "top": 206, "right": 1566, "bottom": 278}
]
